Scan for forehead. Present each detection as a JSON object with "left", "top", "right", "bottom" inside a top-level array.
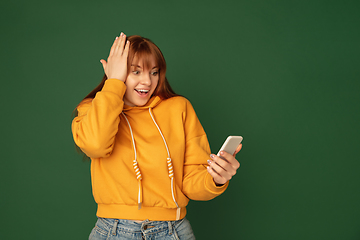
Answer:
[{"left": 131, "top": 54, "right": 158, "bottom": 69}]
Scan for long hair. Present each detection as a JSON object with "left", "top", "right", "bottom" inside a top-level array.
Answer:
[{"left": 77, "top": 35, "right": 178, "bottom": 109}]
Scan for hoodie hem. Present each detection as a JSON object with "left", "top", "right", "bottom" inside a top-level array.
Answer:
[{"left": 96, "top": 204, "right": 187, "bottom": 221}]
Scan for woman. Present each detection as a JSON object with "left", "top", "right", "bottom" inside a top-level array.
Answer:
[{"left": 72, "top": 32, "right": 242, "bottom": 239}]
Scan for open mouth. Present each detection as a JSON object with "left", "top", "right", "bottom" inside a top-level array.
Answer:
[{"left": 135, "top": 89, "right": 150, "bottom": 95}]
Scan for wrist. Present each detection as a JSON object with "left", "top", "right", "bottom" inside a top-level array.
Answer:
[
  {"left": 214, "top": 179, "right": 225, "bottom": 187},
  {"left": 102, "top": 79, "right": 127, "bottom": 96},
  {"left": 107, "top": 77, "right": 125, "bottom": 82}
]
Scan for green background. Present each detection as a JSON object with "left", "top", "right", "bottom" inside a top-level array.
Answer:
[{"left": 1, "top": 0, "right": 359, "bottom": 239}]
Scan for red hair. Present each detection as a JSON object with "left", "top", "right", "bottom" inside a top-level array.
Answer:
[{"left": 78, "top": 35, "right": 178, "bottom": 106}]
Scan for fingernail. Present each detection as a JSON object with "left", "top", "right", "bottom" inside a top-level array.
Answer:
[
  {"left": 207, "top": 160, "right": 211, "bottom": 164},
  {"left": 220, "top": 151, "right": 224, "bottom": 155},
  {"left": 210, "top": 154, "right": 215, "bottom": 158}
]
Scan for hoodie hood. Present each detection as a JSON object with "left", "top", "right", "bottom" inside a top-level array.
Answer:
[{"left": 123, "top": 96, "right": 162, "bottom": 112}]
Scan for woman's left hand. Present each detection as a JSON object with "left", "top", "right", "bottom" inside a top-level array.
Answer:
[{"left": 207, "top": 144, "right": 242, "bottom": 185}]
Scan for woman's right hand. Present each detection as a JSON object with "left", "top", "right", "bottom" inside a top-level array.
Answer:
[{"left": 100, "top": 32, "right": 130, "bottom": 82}]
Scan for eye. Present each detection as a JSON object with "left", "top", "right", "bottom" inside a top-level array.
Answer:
[
  {"left": 151, "top": 71, "right": 159, "bottom": 76},
  {"left": 132, "top": 70, "right": 140, "bottom": 75}
]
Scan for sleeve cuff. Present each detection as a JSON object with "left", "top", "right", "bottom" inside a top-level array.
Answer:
[
  {"left": 102, "top": 79, "right": 127, "bottom": 97},
  {"left": 204, "top": 172, "right": 229, "bottom": 194}
]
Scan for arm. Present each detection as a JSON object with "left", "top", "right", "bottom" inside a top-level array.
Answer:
[
  {"left": 71, "top": 80, "right": 126, "bottom": 158},
  {"left": 182, "top": 135, "right": 230, "bottom": 201},
  {"left": 71, "top": 32, "right": 130, "bottom": 158},
  {"left": 181, "top": 100, "right": 229, "bottom": 200}
]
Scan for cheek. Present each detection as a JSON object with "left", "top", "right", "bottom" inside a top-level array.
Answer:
[
  {"left": 152, "top": 77, "right": 159, "bottom": 89},
  {"left": 123, "top": 90, "right": 131, "bottom": 101},
  {"left": 124, "top": 76, "right": 135, "bottom": 88}
]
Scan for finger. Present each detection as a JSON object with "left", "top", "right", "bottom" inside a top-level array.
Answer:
[
  {"left": 120, "top": 33, "right": 128, "bottom": 54},
  {"left": 115, "top": 32, "right": 126, "bottom": 54},
  {"left": 219, "top": 151, "right": 240, "bottom": 169},
  {"left": 233, "top": 144, "right": 242, "bottom": 157},
  {"left": 209, "top": 154, "right": 236, "bottom": 175},
  {"left": 207, "top": 158, "right": 232, "bottom": 180},
  {"left": 123, "top": 40, "right": 130, "bottom": 57},
  {"left": 109, "top": 36, "right": 120, "bottom": 57},
  {"left": 207, "top": 166, "right": 227, "bottom": 185},
  {"left": 100, "top": 59, "right": 107, "bottom": 72}
]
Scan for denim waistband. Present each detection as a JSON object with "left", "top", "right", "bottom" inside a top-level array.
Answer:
[{"left": 98, "top": 217, "right": 184, "bottom": 236}]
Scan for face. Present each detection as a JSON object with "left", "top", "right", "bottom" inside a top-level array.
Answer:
[{"left": 123, "top": 57, "right": 159, "bottom": 107}]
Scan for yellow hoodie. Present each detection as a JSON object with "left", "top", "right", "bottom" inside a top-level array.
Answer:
[{"left": 72, "top": 79, "right": 228, "bottom": 221}]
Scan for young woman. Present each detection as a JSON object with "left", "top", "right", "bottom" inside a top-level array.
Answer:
[{"left": 72, "top": 33, "right": 242, "bottom": 240}]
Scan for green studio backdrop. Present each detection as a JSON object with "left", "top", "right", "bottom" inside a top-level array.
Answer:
[{"left": 1, "top": 0, "right": 359, "bottom": 239}]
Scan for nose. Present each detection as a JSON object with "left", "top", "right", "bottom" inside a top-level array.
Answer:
[{"left": 140, "top": 73, "right": 151, "bottom": 86}]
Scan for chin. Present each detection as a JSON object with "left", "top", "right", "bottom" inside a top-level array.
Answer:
[{"left": 134, "top": 99, "right": 149, "bottom": 107}]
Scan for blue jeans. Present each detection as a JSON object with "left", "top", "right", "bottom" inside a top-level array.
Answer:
[{"left": 89, "top": 217, "right": 196, "bottom": 240}]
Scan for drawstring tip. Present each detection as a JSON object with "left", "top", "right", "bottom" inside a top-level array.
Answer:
[
  {"left": 138, "top": 203, "right": 142, "bottom": 210},
  {"left": 176, "top": 207, "right": 181, "bottom": 220}
]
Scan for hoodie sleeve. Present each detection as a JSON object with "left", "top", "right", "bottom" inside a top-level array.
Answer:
[
  {"left": 71, "top": 79, "right": 126, "bottom": 158},
  {"left": 181, "top": 99, "right": 229, "bottom": 201}
]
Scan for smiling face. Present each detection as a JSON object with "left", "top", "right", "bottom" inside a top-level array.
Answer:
[{"left": 123, "top": 57, "right": 159, "bottom": 107}]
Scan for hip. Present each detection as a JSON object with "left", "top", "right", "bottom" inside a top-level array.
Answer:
[{"left": 89, "top": 217, "right": 196, "bottom": 240}]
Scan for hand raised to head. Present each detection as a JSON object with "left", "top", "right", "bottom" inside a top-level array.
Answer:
[{"left": 100, "top": 32, "right": 130, "bottom": 82}]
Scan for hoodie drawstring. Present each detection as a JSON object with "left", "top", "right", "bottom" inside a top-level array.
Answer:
[
  {"left": 122, "top": 112, "right": 143, "bottom": 210},
  {"left": 149, "top": 108, "right": 181, "bottom": 220},
  {"left": 121, "top": 110, "right": 181, "bottom": 220}
]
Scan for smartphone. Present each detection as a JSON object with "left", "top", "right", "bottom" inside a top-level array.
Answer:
[{"left": 217, "top": 136, "right": 243, "bottom": 158}]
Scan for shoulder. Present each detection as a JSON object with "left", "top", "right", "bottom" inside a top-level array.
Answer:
[
  {"left": 158, "top": 96, "right": 199, "bottom": 120},
  {"left": 161, "top": 96, "right": 193, "bottom": 109}
]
